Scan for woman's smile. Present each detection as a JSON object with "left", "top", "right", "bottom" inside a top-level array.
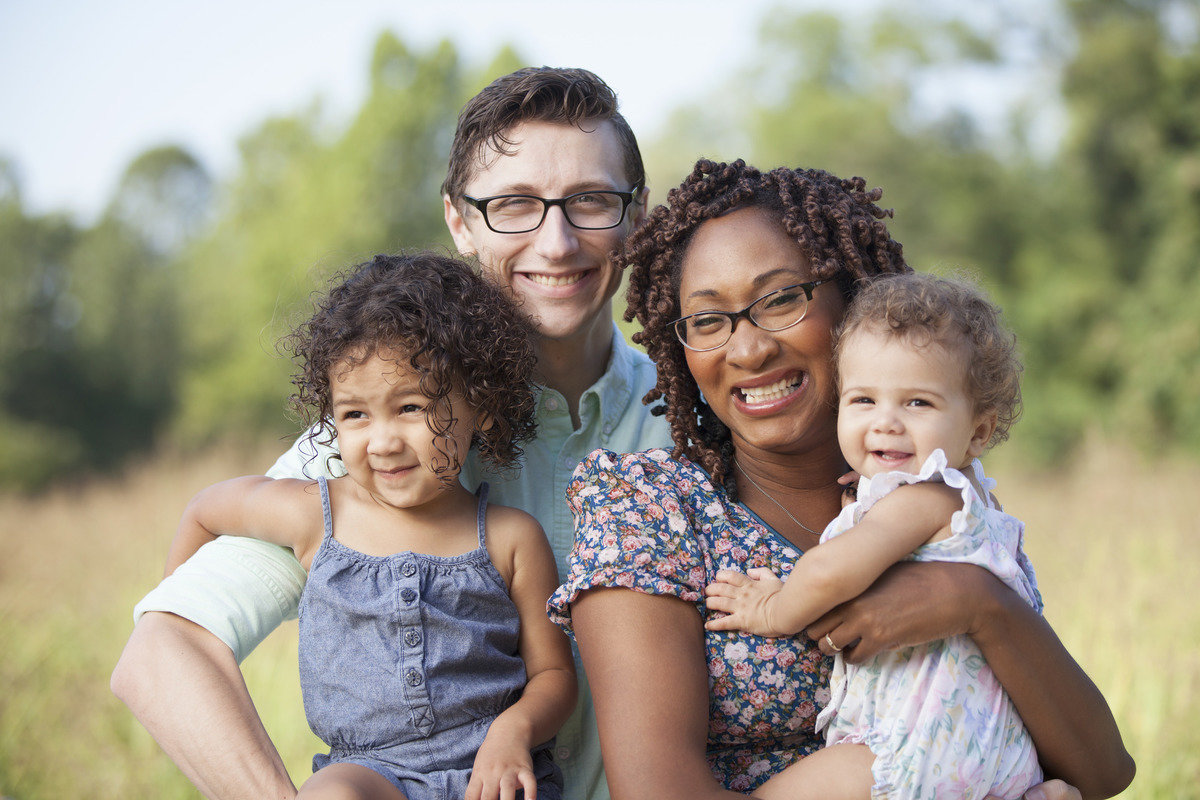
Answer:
[{"left": 732, "top": 371, "right": 808, "bottom": 415}]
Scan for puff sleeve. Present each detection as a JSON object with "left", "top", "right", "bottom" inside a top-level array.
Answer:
[{"left": 548, "top": 448, "right": 711, "bottom": 634}]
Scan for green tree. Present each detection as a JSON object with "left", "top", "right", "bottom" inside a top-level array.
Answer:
[
  {"left": 0, "top": 145, "right": 211, "bottom": 490},
  {"left": 173, "top": 34, "right": 524, "bottom": 443}
]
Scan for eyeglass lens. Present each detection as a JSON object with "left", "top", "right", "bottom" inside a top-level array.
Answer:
[
  {"left": 485, "top": 192, "right": 627, "bottom": 233},
  {"left": 676, "top": 285, "right": 812, "bottom": 350}
]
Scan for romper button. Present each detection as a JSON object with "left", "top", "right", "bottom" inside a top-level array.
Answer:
[
  {"left": 404, "top": 629, "right": 422, "bottom": 647},
  {"left": 401, "top": 587, "right": 417, "bottom": 603},
  {"left": 555, "top": 746, "right": 571, "bottom": 760},
  {"left": 405, "top": 668, "right": 423, "bottom": 686},
  {"left": 402, "top": 561, "right": 417, "bottom": 577},
  {"left": 545, "top": 397, "right": 560, "bottom": 411}
]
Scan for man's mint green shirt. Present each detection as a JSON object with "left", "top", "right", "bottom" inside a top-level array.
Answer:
[{"left": 134, "top": 326, "right": 670, "bottom": 800}]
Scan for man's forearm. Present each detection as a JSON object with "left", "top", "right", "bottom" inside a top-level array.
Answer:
[{"left": 112, "top": 612, "right": 297, "bottom": 800}]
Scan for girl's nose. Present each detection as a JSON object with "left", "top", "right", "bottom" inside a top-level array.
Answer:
[
  {"left": 870, "top": 407, "right": 904, "bottom": 434},
  {"left": 367, "top": 420, "right": 405, "bottom": 455}
]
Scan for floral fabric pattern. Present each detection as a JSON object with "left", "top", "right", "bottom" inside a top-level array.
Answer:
[
  {"left": 548, "top": 448, "right": 831, "bottom": 793},
  {"left": 816, "top": 450, "right": 1043, "bottom": 799}
]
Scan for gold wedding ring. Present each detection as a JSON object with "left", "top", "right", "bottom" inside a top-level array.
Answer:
[{"left": 825, "top": 633, "right": 843, "bottom": 653}]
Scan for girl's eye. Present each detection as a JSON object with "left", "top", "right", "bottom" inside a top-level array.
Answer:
[
  {"left": 341, "top": 410, "right": 366, "bottom": 420},
  {"left": 848, "top": 395, "right": 873, "bottom": 405},
  {"left": 399, "top": 403, "right": 423, "bottom": 414}
]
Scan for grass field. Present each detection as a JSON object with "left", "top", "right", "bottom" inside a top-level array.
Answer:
[{"left": 0, "top": 441, "right": 1194, "bottom": 797}]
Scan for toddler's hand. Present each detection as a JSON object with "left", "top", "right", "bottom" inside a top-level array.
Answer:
[
  {"left": 466, "top": 733, "right": 537, "bottom": 800},
  {"left": 704, "top": 568, "right": 790, "bottom": 637}
]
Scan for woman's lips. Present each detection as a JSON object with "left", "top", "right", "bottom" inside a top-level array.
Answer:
[
  {"left": 731, "top": 373, "right": 806, "bottom": 415},
  {"left": 737, "top": 375, "right": 801, "bottom": 404}
]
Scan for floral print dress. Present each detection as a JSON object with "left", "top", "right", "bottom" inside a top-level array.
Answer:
[{"left": 547, "top": 448, "right": 831, "bottom": 793}]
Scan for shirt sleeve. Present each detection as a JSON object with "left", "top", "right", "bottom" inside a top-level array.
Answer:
[
  {"left": 548, "top": 448, "right": 709, "bottom": 635},
  {"left": 134, "top": 536, "right": 307, "bottom": 662},
  {"left": 129, "top": 429, "right": 333, "bottom": 662}
]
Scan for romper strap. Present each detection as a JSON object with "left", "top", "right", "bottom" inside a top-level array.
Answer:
[
  {"left": 475, "top": 481, "right": 490, "bottom": 549},
  {"left": 316, "top": 476, "right": 334, "bottom": 541}
]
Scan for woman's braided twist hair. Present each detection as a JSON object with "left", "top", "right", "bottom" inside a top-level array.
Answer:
[{"left": 620, "top": 159, "right": 911, "bottom": 496}]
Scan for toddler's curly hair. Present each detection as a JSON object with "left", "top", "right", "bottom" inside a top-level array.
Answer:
[
  {"left": 621, "top": 159, "right": 911, "bottom": 494},
  {"left": 284, "top": 252, "right": 539, "bottom": 480},
  {"left": 835, "top": 271, "right": 1023, "bottom": 448}
]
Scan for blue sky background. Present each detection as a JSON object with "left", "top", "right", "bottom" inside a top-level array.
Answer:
[{"left": 1, "top": 0, "right": 823, "bottom": 221}]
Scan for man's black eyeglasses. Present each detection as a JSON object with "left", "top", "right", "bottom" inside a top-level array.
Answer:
[{"left": 462, "top": 188, "right": 641, "bottom": 234}]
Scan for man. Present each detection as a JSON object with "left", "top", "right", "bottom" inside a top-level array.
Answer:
[{"left": 111, "top": 67, "right": 670, "bottom": 800}]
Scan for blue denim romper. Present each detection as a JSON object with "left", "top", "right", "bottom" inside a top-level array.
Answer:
[{"left": 299, "top": 478, "right": 563, "bottom": 800}]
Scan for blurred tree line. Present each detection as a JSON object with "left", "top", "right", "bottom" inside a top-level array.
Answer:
[{"left": 2, "top": 0, "right": 1197, "bottom": 491}]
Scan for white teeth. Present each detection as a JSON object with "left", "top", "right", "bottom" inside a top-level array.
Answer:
[
  {"left": 526, "top": 273, "right": 584, "bottom": 287},
  {"left": 740, "top": 377, "right": 800, "bottom": 403}
]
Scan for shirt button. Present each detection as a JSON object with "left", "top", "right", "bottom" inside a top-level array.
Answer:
[
  {"left": 545, "top": 397, "right": 560, "bottom": 411},
  {"left": 555, "top": 746, "right": 571, "bottom": 760},
  {"left": 401, "top": 561, "right": 417, "bottom": 577},
  {"left": 404, "top": 629, "right": 422, "bottom": 647},
  {"left": 405, "top": 668, "right": 423, "bottom": 687},
  {"left": 602, "top": 423, "right": 613, "bottom": 436},
  {"left": 401, "top": 587, "right": 417, "bottom": 603}
]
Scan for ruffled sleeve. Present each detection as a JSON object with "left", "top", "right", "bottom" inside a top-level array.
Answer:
[
  {"left": 834, "top": 450, "right": 1042, "bottom": 612},
  {"left": 548, "top": 448, "right": 711, "bottom": 635}
]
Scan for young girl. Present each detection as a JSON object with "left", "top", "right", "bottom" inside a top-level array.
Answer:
[
  {"left": 164, "top": 252, "right": 576, "bottom": 800},
  {"left": 704, "top": 272, "right": 1042, "bottom": 799}
]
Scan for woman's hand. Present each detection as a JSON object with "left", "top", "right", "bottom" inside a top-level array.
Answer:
[
  {"left": 467, "top": 731, "right": 538, "bottom": 800},
  {"left": 805, "top": 560, "right": 975, "bottom": 663}
]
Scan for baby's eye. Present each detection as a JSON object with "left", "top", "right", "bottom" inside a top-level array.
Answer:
[
  {"left": 847, "top": 395, "right": 874, "bottom": 405},
  {"left": 907, "top": 398, "right": 933, "bottom": 408}
]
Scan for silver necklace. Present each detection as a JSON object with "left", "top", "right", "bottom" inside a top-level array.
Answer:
[{"left": 734, "top": 458, "right": 820, "bottom": 536}]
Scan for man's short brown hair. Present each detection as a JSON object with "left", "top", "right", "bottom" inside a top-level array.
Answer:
[{"left": 441, "top": 66, "right": 644, "bottom": 203}]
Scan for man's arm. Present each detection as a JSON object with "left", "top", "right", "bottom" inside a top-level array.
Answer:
[
  {"left": 112, "top": 428, "right": 334, "bottom": 798},
  {"left": 111, "top": 612, "right": 297, "bottom": 799}
]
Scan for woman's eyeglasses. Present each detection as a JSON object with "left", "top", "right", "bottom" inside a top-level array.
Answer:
[{"left": 672, "top": 279, "right": 833, "bottom": 352}]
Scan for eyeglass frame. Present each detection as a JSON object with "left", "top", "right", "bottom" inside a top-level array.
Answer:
[
  {"left": 461, "top": 186, "right": 643, "bottom": 234},
  {"left": 671, "top": 278, "right": 835, "bottom": 352}
]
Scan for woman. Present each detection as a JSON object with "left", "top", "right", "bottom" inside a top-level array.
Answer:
[{"left": 547, "top": 160, "right": 1133, "bottom": 799}]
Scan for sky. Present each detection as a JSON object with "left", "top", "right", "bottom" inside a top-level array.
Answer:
[{"left": 0, "top": 0, "right": 828, "bottom": 223}]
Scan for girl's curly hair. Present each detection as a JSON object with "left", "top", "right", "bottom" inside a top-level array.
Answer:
[
  {"left": 835, "top": 271, "right": 1023, "bottom": 449},
  {"left": 284, "top": 252, "right": 539, "bottom": 481},
  {"left": 621, "top": 159, "right": 911, "bottom": 495}
]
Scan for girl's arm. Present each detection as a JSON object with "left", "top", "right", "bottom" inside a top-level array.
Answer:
[
  {"left": 706, "top": 483, "right": 959, "bottom": 637},
  {"left": 469, "top": 507, "right": 578, "bottom": 800},
  {"left": 164, "top": 477, "right": 323, "bottom": 575},
  {"left": 573, "top": 587, "right": 749, "bottom": 800},
  {"left": 806, "top": 563, "right": 1134, "bottom": 798}
]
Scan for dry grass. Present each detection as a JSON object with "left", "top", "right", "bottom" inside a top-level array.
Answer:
[{"left": 0, "top": 441, "right": 1193, "bottom": 797}]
